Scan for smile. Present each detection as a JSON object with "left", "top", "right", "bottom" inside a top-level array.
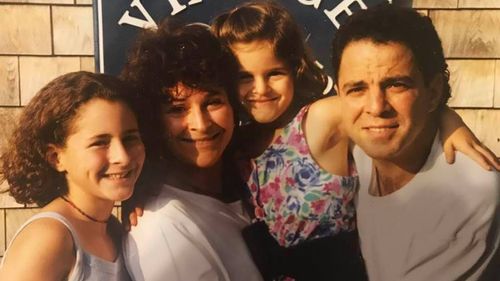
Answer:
[
  {"left": 363, "top": 124, "right": 399, "bottom": 137},
  {"left": 104, "top": 170, "right": 132, "bottom": 180},
  {"left": 366, "top": 126, "right": 398, "bottom": 132},
  {"left": 181, "top": 132, "right": 221, "bottom": 144},
  {"left": 246, "top": 97, "right": 279, "bottom": 103}
]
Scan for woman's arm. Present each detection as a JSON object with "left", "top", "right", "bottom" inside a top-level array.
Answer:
[
  {"left": 0, "top": 219, "right": 74, "bottom": 281},
  {"left": 439, "top": 107, "right": 499, "bottom": 171}
]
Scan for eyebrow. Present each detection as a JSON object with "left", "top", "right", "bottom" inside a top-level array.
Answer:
[
  {"left": 238, "top": 65, "right": 289, "bottom": 73},
  {"left": 381, "top": 76, "right": 415, "bottom": 86},
  {"left": 341, "top": 75, "right": 415, "bottom": 92},
  {"left": 88, "top": 129, "right": 140, "bottom": 140},
  {"left": 169, "top": 90, "right": 225, "bottom": 103}
]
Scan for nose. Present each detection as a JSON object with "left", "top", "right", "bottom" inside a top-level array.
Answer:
[
  {"left": 252, "top": 77, "right": 269, "bottom": 95},
  {"left": 365, "top": 87, "right": 390, "bottom": 116},
  {"left": 109, "top": 140, "right": 131, "bottom": 165},
  {"left": 187, "top": 107, "right": 211, "bottom": 132}
]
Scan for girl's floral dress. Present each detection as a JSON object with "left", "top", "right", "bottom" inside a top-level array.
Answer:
[{"left": 243, "top": 105, "right": 358, "bottom": 248}]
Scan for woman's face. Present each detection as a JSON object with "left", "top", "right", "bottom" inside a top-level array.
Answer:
[
  {"left": 161, "top": 83, "right": 234, "bottom": 168},
  {"left": 231, "top": 40, "right": 294, "bottom": 124}
]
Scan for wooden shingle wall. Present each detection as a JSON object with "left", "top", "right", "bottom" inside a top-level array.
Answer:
[
  {"left": 0, "top": 0, "right": 499, "bottom": 261},
  {"left": 0, "top": 0, "right": 94, "bottom": 261}
]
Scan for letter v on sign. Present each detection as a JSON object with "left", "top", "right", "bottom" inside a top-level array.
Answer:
[{"left": 118, "top": 0, "right": 158, "bottom": 29}]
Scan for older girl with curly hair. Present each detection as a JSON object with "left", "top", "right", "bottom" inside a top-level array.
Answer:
[{"left": 0, "top": 71, "right": 145, "bottom": 281}]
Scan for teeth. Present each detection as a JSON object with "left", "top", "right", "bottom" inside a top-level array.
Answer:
[
  {"left": 368, "top": 128, "right": 393, "bottom": 132},
  {"left": 107, "top": 172, "right": 129, "bottom": 179}
]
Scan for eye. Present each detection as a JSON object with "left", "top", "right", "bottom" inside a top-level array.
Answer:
[
  {"left": 89, "top": 139, "right": 109, "bottom": 148},
  {"left": 383, "top": 78, "right": 414, "bottom": 93},
  {"left": 123, "top": 133, "right": 142, "bottom": 145},
  {"left": 205, "top": 97, "right": 227, "bottom": 110},
  {"left": 163, "top": 105, "right": 186, "bottom": 115},
  {"left": 238, "top": 72, "right": 253, "bottom": 83},
  {"left": 387, "top": 82, "right": 410, "bottom": 93},
  {"left": 268, "top": 70, "right": 288, "bottom": 79},
  {"left": 269, "top": 70, "right": 287, "bottom": 76},
  {"left": 346, "top": 86, "right": 365, "bottom": 95}
]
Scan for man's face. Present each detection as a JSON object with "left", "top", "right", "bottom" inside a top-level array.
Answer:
[{"left": 336, "top": 39, "right": 441, "bottom": 162}]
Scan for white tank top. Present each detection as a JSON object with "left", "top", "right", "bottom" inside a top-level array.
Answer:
[{"left": 1, "top": 211, "right": 131, "bottom": 281}]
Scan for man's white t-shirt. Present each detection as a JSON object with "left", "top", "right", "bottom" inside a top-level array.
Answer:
[{"left": 353, "top": 136, "right": 499, "bottom": 281}]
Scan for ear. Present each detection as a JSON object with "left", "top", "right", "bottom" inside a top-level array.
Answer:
[
  {"left": 427, "top": 74, "right": 444, "bottom": 113},
  {"left": 46, "top": 144, "right": 65, "bottom": 172}
]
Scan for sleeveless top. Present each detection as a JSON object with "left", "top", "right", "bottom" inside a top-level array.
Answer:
[
  {"left": 1, "top": 211, "right": 131, "bottom": 281},
  {"left": 244, "top": 105, "right": 358, "bottom": 247}
]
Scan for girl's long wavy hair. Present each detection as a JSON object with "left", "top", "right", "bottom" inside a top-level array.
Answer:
[{"left": 0, "top": 71, "right": 136, "bottom": 207}]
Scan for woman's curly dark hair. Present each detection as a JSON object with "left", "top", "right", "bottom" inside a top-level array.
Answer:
[
  {"left": 121, "top": 20, "right": 240, "bottom": 163},
  {"left": 0, "top": 71, "right": 136, "bottom": 207},
  {"left": 211, "top": 1, "right": 328, "bottom": 112}
]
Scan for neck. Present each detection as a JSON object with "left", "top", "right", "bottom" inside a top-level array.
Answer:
[
  {"left": 371, "top": 125, "right": 437, "bottom": 196},
  {"left": 62, "top": 190, "right": 114, "bottom": 227},
  {"left": 163, "top": 158, "right": 223, "bottom": 198}
]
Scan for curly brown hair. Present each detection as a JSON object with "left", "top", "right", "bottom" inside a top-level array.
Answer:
[
  {"left": 121, "top": 20, "right": 240, "bottom": 162},
  {"left": 211, "top": 1, "right": 328, "bottom": 112},
  {"left": 0, "top": 71, "right": 136, "bottom": 207}
]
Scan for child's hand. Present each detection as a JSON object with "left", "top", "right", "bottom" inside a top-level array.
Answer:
[
  {"left": 439, "top": 107, "right": 499, "bottom": 171},
  {"left": 442, "top": 126, "right": 499, "bottom": 171},
  {"left": 122, "top": 200, "right": 145, "bottom": 231}
]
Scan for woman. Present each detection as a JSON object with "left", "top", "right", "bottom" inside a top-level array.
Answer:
[{"left": 121, "top": 21, "right": 263, "bottom": 281}]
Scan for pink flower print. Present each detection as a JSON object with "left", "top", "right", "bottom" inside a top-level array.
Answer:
[
  {"left": 288, "top": 127, "right": 309, "bottom": 155},
  {"left": 284, "top": 214, "right": 296, "bottom": 225},
  {"left": 324, "top": 179, "right": 341, "bottom": 195},
  {"left": 274, "top": 194, "right": 285, "bottom": 210},
  {"left": 274, "top": 134, "right": 284, "bottom": 145},
  {"left": 260, "top": 179, "right": 281, "bottom": 204},
  {"left": 254, "top": 206, "right": 265, "bottom": 219},
  {"left": 311, "top": 199, "right": 327, "bottom": 213},
  {"left": 323, "top": 181, "right": 335, "bottom": 193},
  {"left": 272, "top": 217, "right": 284, "bottom": 235},
  {"left": 248, "top": 183, "right": 258, "bottom": 193},
  {"left": 302, "top": 221, "right": 319, "bottom": 238}
]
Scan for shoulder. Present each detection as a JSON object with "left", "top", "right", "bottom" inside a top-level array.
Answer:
[
  {"left": 452, "top": 153, "right": 500, "bottom": 198},
  {"left": 133, "top": 188, "right": 190, "bottom": 230},
  {"left": 0, "top": 217, "right": 74, "bottom": 280},
  {"left": 8, "top": 217, "right": 74, "bottom": 253},
  {"left": 306, "top": 96, "right": 344, "bottom": 137},
  {"left": 307, "top": 96, "right": 343, "bottom": 125},
  {"left": 423, "top": 147, "right": 500, "bottom": 210}
]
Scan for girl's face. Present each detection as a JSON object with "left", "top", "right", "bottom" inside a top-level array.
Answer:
[
  {"left": 231, "top": 40, "right": 294, "bottom": 124},
  {"left": 161, "top": 83, "right": 234, "bottom": 168},
  {"left": 52, "top": 99, "right": 145, "bottom": 203}
]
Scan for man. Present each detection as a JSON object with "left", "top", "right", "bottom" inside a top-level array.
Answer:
[{"left": 332, "top": 4, "right": 499, "bottom": 281}]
